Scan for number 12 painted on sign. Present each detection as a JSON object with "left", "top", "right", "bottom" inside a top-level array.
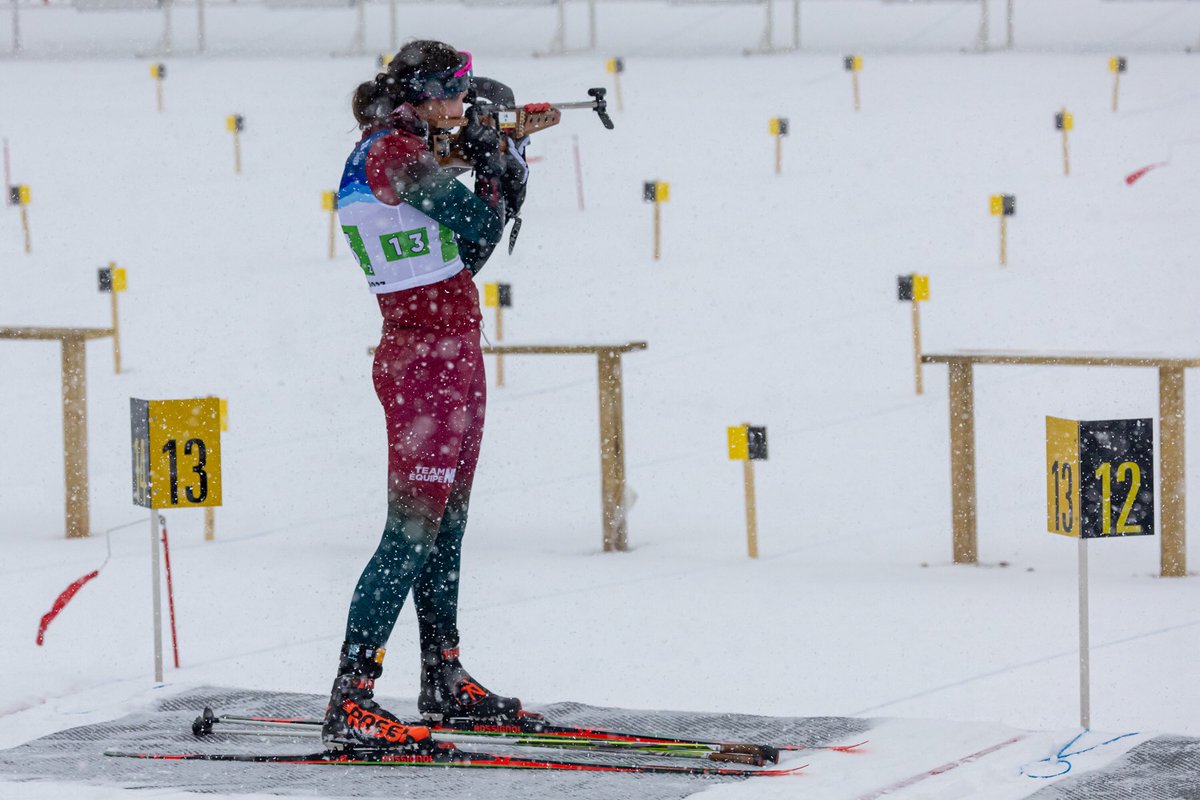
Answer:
[{"left": 1095, "top": 461, "right": 1142, "bottom": 535}]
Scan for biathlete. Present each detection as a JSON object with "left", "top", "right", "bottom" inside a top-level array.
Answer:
[{"left": 323, "top": 40, "right": 530, "bottom": 753}]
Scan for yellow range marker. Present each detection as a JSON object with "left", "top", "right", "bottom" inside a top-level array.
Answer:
[
  {"left": 1046, "top": 417, "right": 1082, "bottom": 537},
  {"left": 133, "top": 398, "right": 223, "bottom": 509},
  {"left": 727, "top": 425, "right": 749, "bottom": 461}
]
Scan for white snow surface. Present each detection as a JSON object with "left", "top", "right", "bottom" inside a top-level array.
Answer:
[{"left": 2, "top": 3, "right": 1200, "bottom": 798}]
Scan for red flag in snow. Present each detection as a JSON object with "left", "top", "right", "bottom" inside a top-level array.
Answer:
[
  {"left": 1126, "top": 162, "right": 1168, "bottom": 185},
  {"left": 36, "top": 570, "right": 100, "bottom": 646}
]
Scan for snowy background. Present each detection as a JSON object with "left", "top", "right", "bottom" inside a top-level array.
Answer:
[{"left": 2, "top": 1, "right": 1200, "bottom": 797}]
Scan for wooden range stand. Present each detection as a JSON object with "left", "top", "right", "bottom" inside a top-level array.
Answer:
[
  {"left": 369, "top": 341, "right": 648, "bottom": 551},
  {"left": 0, "top": 326, "right": 114, "bottom": 538},
  {"left": 924, "top": 351, "right": 1196, "bottom": 578},
  {"left": 484, "top": 343, "right": 647, "bottom": 552}
]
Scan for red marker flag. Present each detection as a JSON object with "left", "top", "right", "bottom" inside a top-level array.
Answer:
[
  {"left": 36, "top": 570, "right": 100, "bottom": 646},
  {"left": 1126, "top": 162, "right": 1167, "bottom": 185}
]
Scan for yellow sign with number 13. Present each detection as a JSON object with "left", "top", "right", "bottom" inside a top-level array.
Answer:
[{"left": 131, "top": 398, "right": 222, "bottom": 509}]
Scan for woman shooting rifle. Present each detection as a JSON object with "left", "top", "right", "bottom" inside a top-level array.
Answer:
[{"left": 323, "top": 40, "right": 531, "bottom": 753}]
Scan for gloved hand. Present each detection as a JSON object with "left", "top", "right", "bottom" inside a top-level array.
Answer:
[
  {"left": 460, "top": 107, "right": 504, "bottom": 179},
  {"left": 500, "top": 135, "right": 530, "bottom": 220}
]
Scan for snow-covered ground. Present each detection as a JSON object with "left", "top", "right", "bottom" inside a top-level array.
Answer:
[{"left": 2, "top": 2, "right": 1200, "bottom": 797}]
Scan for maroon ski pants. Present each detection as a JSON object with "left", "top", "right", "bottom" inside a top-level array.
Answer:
[{"left": 345, "top": 270, "right": 485, "bottom": 650}]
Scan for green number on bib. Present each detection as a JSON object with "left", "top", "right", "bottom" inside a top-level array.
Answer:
[
  {"left": 341, "top": 225, "right": 375, "bottom": 276},
  {"left": 439, "top": 224, "right": 459, "bottom": 262},
  {"left": 380, "top": 227, "right": 431, "bottom": 262}
]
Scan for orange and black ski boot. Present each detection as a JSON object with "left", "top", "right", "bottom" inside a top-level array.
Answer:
[
  {"left": 418, "top": 643, "right": 528, "bottom": 722},
  {"left": 323, "top": 642, "right": 436, "bottom": 752}
]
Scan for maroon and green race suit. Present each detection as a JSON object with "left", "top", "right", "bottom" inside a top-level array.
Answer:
[{"left": 336, "top": 104, "right": 508, "bottom": 654}]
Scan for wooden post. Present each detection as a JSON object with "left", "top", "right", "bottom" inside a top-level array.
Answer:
[
  {"left": 1112, "top": 70, "right": 1120, "bottom": 113},
  {"left": 613, "top": 70, "right": 623, "bottom": 112},
  {"left": 948, "top": 360, "right": 978, "bottom": 563},
  {"left": 911, "top": 298, "right": 923, "bottom": 395},
  {"left": 328, "top": 208, "right": 337, "bottom": 260},
  {"left": 19, "top": 204, "right": 31, "bottom": 253},
  {"left": 743, "top": 458, "right": 759, "bottom": 558},
  {"left": 204, "top": 506, "right": 215, "bottom": 542},
  {"left": 1159, "top": 366, "right": 1187, "bottom": 577},
  {"left": 110, "top": 286, "right": 121, "bottom": 375},
  {"left": 232, "top": 129, "right": 241, "bottom": 175},
  {"left": 156, "top": 80, "right": 163, "bottom": 113},
  {"left": 774, "top": 135, "right": 782, "bottom": 176},
  {"left": 999, "top": 215, "right": 1007, "bottom": 266},
  {"left": 62, "top": 336, "right": 90, "bottom": 539},
  {"left": 852, "top": 71, "right": 860, "bottom": 112},
  {"left": 597, "top": 351, "right": 628, "bottom": 552},
  {"left": 572, "top": 134, "right": 585, "bottom": 211},
  {"left": 1061, "top": 108, "right": 1071, "bottom": 177},
  {"left": 495, "top": 306, "right": 505, "bottom": 388},
  {"left": 653, "top": 202, "right": 661, "bottom": 261}
]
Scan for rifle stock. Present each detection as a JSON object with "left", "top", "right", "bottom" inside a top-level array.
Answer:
[{"left": 430, "top": 87, "right": 612, "bottom": 171}]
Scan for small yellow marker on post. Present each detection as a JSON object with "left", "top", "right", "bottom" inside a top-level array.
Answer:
[
  {"left": 989, "top": 193, "right": 1015, "bottom": 266},
  {"left": 203, "top": 397, "right": 229, "bottom": 542},
  {"left": 150, "top": 63, "right": 166, "bottom": 113},
  {"left": 10, "top": 184, "right": 31, "bottom": 253},
  {"left": 98, "top": 263, "right": 127, "bottom": 374},
  {"left": 322, "top": 190, "right": 338, "bottom": 259},
  {"left": 606, "top": 57, "right": 625, "bottom": 112},
  {"left": 483, "top": 282, "right": 512, "bottom": 387},
  {"left": 844, "top": 55, "right": 863, "bottom": 111},
  {"left": 1108, "top": 56, "right": 1126, "bottom": 113},
  {"left": 643, "top": 180, "right": 669, "bottom": 260},
  {"left": 769, "top": 117, "right": 789, "bottom": 176},
  {"left": 226, "top": 115, "right": 245, "bottom": 175},
  {"left": 1055, "top": 108, "right": 1074, "bottom": 177},
  {"left": 897, "top": 274, "right": 929, "bottom": 395},
  {"left": 727, "top": 424, "right": 768, "bottom": 559}
]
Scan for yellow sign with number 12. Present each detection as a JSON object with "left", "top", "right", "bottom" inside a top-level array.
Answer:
[{"left": 1046, "top": 416, "right": 1153, "bottom": 539}]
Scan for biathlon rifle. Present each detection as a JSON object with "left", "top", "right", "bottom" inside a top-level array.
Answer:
[{"left": 430, "top": 78, "right": 613, "bottom": 172}]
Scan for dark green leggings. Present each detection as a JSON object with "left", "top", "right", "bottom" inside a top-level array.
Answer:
[{"left": 344, "top": 490, "right": 468, "bottom": 652}]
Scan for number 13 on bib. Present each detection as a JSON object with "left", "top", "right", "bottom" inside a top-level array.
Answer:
[{"left": 131, "top": 398, "right": 223, "bottom": 509}]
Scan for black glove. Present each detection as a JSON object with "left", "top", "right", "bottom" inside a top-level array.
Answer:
[
  {"left": 460, "top": 107, "right": 504, "bottom": 179},
  {"left": 500, "top": 135, "right": 529, "bottom": 221}
]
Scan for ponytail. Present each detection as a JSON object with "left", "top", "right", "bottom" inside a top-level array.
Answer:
[{"left": 351, "top": 73, "right": 401, "bottom": 128}]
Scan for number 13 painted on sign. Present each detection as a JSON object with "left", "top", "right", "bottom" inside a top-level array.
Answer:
[
  {"left": 161, "top": 438, "right": 208, "bottom": 505},
  {"left": 1051, "top": 460, "right": 1074, "bottom": 534}
]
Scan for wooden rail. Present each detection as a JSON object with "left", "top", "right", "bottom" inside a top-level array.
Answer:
[
  {"left": 483, "top": 343, "right": 647, "bottom": 552},
  {"left": 370, "top": 341, "right": 648, "bottom": 551},
  {"left": 923, "top": 351, "right": 1199, "bottom": 577},
  {"left": 1, "top": 326, "right": 115, "bottom": 538}
]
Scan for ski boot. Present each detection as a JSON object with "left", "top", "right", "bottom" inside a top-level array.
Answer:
[
  {"left": 323, "top": 642, "right": 436, "bottom": 752},
  {"left": 418, "top": 644, "right": 531, "bottom": 722}
]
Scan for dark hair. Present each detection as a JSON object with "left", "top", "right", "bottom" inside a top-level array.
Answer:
[{"left": 351, "top": 39, "right": 460, "bottom": 128}]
